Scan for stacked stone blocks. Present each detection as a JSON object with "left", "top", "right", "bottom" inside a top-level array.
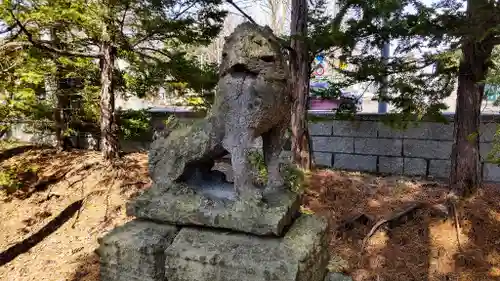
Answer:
[{"left": 308, "top": 114, "right": 500, "bottom": 182}]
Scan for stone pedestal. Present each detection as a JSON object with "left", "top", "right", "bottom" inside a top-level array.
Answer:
[
  {"left": 126, "top": 182, "right": 300, "bottom": 236},
  {"left": 98, "top": 184, "right": 331, "bottom": 281},
  {"left": 164, "top": 215, "right": 329, "bottom": 281},
  {"left": 96, "top": 220, "right": 179, "bottom": 281}
]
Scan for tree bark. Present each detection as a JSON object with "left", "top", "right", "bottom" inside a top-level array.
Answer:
[
  {"left": 290, "top": 0, "right": 313, "bottom": 170},
  {"left": 99, "top": 40, "right": 119, "bottom": 161},
  {"left": 450, "top": 22, "right": 494, "bottom": 197},
  {"left": 44, "top": 73, "right": 64, "bottom": 150},
  {"left": 48, "top": 26, "right": 66, "bottom": 151}
]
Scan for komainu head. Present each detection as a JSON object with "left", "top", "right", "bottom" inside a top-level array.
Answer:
[{"left": 219, "top": 22, "right": 288, "bottom": 79}]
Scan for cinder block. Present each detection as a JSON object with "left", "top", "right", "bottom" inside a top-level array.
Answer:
[
  {"left": 428, "top": 159, "right": 451, "bottom": 178},
  {"left": 309, "top": 121, "right": 333, "bottom": 136},
  {"left": 333, "top": 154, "right": 377, "bottom": 172},
  {"left": 312, "top": 136, "right": 353, "bottom": 153},
  {"left": 97, "top": 220, "right": 179, "bottom": 281},
  {"left": 403, "top": 158, "right": 427, "bottom": 176},
  {"left": 354, "top": 138, "right": 402, "bottom": 156},
  {"left": 403, "top": 140, "right": 452, "bottom": 159},
  {"left": 402, "top": 122, "right": 454, "bottom": 140},
  {"left": 480, "top": 142, "right": 494, "bottom": 162},
  {"left": 378, "top": 157, "right": 403, "bottom": 174},
  {"left": 480, "top": 122, "right": 498, "bottom": 142},
  {"left": 331, "top": 120, "right": 377, "bottom": 137},
  {"left": 313, "top": 152, "right": 333, "bottom": 167},
  {"left": 377, "top": 123, "right": 404, "bottom": 138},
  {"left": 483, "top": 163, "right": 500, "bottom": 182}
]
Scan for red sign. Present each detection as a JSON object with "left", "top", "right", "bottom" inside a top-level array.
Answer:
[{"left": 313, "top": 65, "right": 325, "bottom": 76}]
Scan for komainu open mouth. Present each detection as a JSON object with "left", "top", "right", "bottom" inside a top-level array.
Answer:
[{"left": 227, "top": 63, "right": 258, "bottom": 75}]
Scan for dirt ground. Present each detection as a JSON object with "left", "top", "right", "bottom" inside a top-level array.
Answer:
[
  {"left": 304, "top": 170, "right": 500, "bottom": 281},
  {"left": 0, "top": 146, "right": 498, "bottom": 281}
]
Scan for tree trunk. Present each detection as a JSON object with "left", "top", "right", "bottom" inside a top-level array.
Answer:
[
  {"left": 450, "top": 38, "right": 494, "bottom": 198},
  {"left": 44, "top": 73, "right": 64, "bottom": 150},
  {"left": 290, "top": 0, "right": 313, "bottom": 170},
  {"left": 49, "top": 26, "right": 70, "bottom": 151},
  {"left": 99, "top": 41, "right": 119, "bottom": 161}
]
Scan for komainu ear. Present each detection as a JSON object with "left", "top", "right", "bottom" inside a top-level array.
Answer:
[{"left": 263, "top": 25, "right": 274, "bottom": 34}]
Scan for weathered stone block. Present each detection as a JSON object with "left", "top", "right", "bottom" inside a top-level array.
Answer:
[
  {"left": 483, "top": 163, "right": 500, "bottom": 182},
  {"left": 97, "top": 220, "right": 179, "bottom": 281},
  {"left": 332, "top": 120, "right": 377, "bottom": 137},
  {"left": 378, "top": 157, "right": 403, "bottom": 174},
  {"left": 333, "top": 154, "right": 377, "bottom": 172},
  {"left": 480, "top": 142, "right": 494, "bottom": 162},
  {"left": 377, "top": 123, "right": 404, "bottom": 138},
  {"left": 428, "top": 159, "right": 451, "bottom": 178},
  {"left": 127, "top": 183, "right": 300, "bottom": 236},
  {"left": 403, "top": 158, "right": 427, "bottom": 176},
  {"left": 480, "top": 122, "right": 498, "bottom": 142},
  {"left": 403, "top": 122, "right": 454, "bottom": 140},
  {"left": 314, "top": 152, "right": 333, "bottom": 167},
  {"left": 354, "top": 138, "right": 402, "bottom": 156},
  {"left": 312, "top": 136, "right": 353, "bottom": 153},
  {"left": 378, "top": 122, "right": 454, "bottom": 140},
  {"left": 164, "top": 214, "right": 330, "bottom": 281},
  {"left": 403, "top": 139, "right": 452, "bottom": 159},
  {"left": 309, "top": 121, "right": 333, "bottom": 136}
]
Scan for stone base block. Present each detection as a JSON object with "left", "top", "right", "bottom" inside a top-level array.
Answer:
[
  {"left": 96, "top": 220, "right": 179, "bottom": 281},
  {"left": 127, "top": 182, "right": 300, "bottom": 236},
  {"left": 164, "top": 214, "right": 330, "bottom": 281}
]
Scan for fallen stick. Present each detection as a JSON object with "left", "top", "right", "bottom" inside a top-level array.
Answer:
[{"left": 362, "top": 203, "right": 424, "bottom": 249}]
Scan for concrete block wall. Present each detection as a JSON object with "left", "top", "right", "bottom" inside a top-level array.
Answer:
[
  {"left": 308, "top": 114, "right": 500, "bottom": 182},
  {"left": 6, "top": 110, "right": 500, "bottom": 182}
]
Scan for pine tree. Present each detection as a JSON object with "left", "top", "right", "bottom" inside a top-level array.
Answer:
[
  {"left": 320, "top": 0, "right": 500, "bottom": 197},
  {"left": 289, "top": 0, "right": 312, "bottom": 170},
  {"left": 1, "top": 0, "right": 226, "bottom": 161}
]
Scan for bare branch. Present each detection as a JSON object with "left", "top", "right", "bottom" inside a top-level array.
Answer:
[
  {"left": 9, "top": 9, "right": 101, "bottom": 58},
  {"left": 138, "top": 47, "right": 174, "bottom": 58},
  {"left": 225, "top": 0, "right": 258, "bottom": 25},
  {"left": 174, "top": 1, "right": 198, "bottom": 20},
  {"left": 119, "top": 3, "right": 130, "bottom": 34}
]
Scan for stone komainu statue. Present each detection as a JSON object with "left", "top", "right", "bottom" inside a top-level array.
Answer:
[{"left": 149, "top": 22, "right": 291, "bottom": 202}]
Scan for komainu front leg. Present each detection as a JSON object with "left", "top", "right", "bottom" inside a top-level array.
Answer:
[
  {"left": 223, "top": 132, "right": 263, "bottom": 202},
  {"left": 262, "top": 122, "right": 288, "bottom": 191}
]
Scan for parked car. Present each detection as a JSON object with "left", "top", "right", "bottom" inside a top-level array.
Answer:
[{"left": 309, "top": 81, "right": 363, "bottom": 113}]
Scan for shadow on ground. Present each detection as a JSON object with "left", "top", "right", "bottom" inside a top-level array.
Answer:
[
  {"left": 0, "top": 149, "right": 150, "bottom": 276},
  {"left": 0, "top": 145, "right": 50, "bottom": 163},
  {"left": 0, "top": 199, "right": 83, "bottom": 267},
  {"left": 1, "top": 149, "right": 149, "bottom": 201}
]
